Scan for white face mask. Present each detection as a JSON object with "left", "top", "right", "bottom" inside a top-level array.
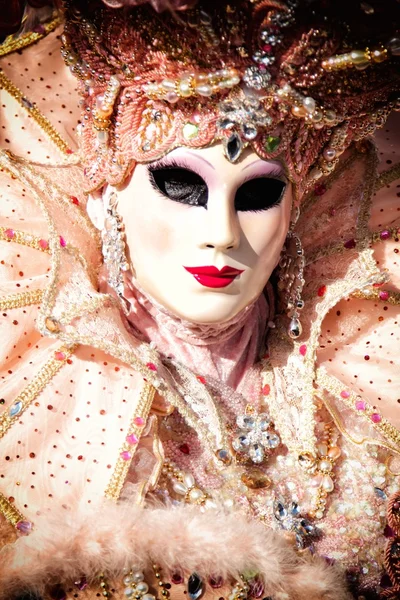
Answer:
[{"left": 106, "top": 144, "right": 292, "bottom": 324}]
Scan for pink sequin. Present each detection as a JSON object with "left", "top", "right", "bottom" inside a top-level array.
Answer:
[
  {"left": 317, "top": 285, "right": 327, "bottom": 297},
  {"left": 39, "top": 238, "right": 49, "bottom": 249},
  {"left": 55, "top": 351, "right": 66, "bottom": 361},
  {"left": 355, "top": 400, "right": 366, "bottom": 411},
  {"left": 59, "top": 236, "right": 67, "bottom": 247},
  {"left": 126, "top": 433, "right": 139, "bottom": 445},
  {"left": 262, "top": 384, "right": 270, "bottom": 396},
  {"left": 371, "top": 413, "right": 382, "bottom": 423},
  {"left": 5, "top": 229, "right": 15, "bottom": 239},
  {"left": 299, "top": 344, "right": 307, "bottom": 356},
  {"left": 379, "top": 230, "right": 391, "bottom": 240},
  {"left": 146, "top": 362, "right": 157, "bottom": 371},
  {"left": 133, "top": 416, "right": 145, "bottom": 426},
  {"left": 120, "top": 450, "right": 132, "bottom": 460},
  {"left": 340, "top": 390, "right": 350, "bottom": 398},
  {"left": 379, "top": 291, "right": 389, "bottom": 301}
]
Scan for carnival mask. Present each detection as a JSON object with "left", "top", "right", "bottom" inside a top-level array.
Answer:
[{"left": 114, "top": 144, "right": 292, "bottom": 323}]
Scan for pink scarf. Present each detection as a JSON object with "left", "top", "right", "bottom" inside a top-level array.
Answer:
[{"left": 123, "top": 278, "right": 270, "bottom": 401}]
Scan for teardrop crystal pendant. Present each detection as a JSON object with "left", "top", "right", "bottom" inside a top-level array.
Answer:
[
  {"left": 188, "top": 573, "right": 204, "bottom": 600},
  {"left": 288, "top": 317, "right": 302, "bottom": 339},
  {"left": 223, "top": 132, "right": 243, "bottom": 163}
]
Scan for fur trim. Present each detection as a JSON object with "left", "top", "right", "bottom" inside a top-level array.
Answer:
[{"left": 0, "top": 501, "right": 351, "bottom": 599}]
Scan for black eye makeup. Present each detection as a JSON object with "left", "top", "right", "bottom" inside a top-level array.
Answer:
[
  {"left": 147, "top": 161, "right": 287, "bottom": 212},
  {"left": 148, "top": 164, "right": 208, "bottom": 207}
]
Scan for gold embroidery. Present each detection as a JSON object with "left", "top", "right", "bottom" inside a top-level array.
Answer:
[
  {"left": 316, "top": 368, "right": 400, "bottom": 454},
  {"left": 0, "top": 289, "right": 44, "bottom": 311},
  {"left": 0, "top": 227, "right": 51, "bottom": 252},
  {"left": 0, "top": 71, "right": 72, "bottom": 156},
  {"left": 0, "top": 491, "right": 26, "bottom": 528},
  {"left": 0, "top": 345, "right": 77, "bottom": 440},
  {"left": 375, "top": 162, "right": 400, "bottom": 191},
  {"left": 351, "top": 288, "right": 400, "bottom": 305},
  {"left": 104, "top": 382, "right": 156, "bottom": 501},
  {"left": 0, "top": 17, "right": 61, "bottom": 57}
]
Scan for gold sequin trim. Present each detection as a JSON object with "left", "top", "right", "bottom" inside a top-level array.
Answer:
[
  {"left": 375, "top": 162, "right": 400, "bottom": 191},
  {"left": 104, "top": 382, "right": 156, "bottom": 501},
  {"left": 0, "top": 17, "right": 61, "bottom": 57},
  {"left": 0, "top": 227, "right": 51, "bottom": 252},
  {"left": 0, "top": 289, "right": 44, "bottom": 311},
  {"left": 0, "top": 345, "right": 77, "bottom": 440},
  {"left": 0, "top": 491, "right": 26, "bottom": 528}
]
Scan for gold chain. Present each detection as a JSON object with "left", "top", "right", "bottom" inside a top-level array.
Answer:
[
  {"left": 0, "top": 70, "right": 73, "bottom": 156},
  {"left": 0, "top": 17, "right": 61, "bottom": 58}
]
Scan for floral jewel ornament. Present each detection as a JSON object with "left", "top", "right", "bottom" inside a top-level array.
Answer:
[
  {"left": 274, "top": 498, "right": 317, "bottom": 549},
  {"left": 232, "top": 408, "right": 280, "bottom": 464}
]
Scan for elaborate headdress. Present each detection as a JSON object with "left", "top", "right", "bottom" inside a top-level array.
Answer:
[{"left": 60, "top": 0, "right": 400, "bottom": 193}]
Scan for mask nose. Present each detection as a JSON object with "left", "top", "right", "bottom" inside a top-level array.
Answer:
[{"left": 198, "top": 190, "right": 240, "bottom": 251}]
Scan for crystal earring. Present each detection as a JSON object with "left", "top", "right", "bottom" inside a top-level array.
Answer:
[
  {"left": 277, "top": 232, "right": 305, "bottom": 339},
  {"left": 101, "top": 191, "right": 130, "bottom": 310}
]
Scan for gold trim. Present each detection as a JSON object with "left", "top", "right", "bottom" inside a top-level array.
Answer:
[
  {"left": 0, "top": 227, "right": 51, "bottom": 252},
  {"left": 104, "top": 382, "right": 156, "bottom": 501},
  {"left": 0, "top": 345, "right": 77, "bottom": 439},
  {"left": 351, "top": 287, "right": 400, "bottom": 305},
  {"left": 375, "top": 162, "right": 400, "bottom": 191},
  {"left": 0, "top": 289, "right": 44, "bottom": 311},
  {"left": 0, "top": 491, "right": 26, "bottom": 528},
  {"left": 0, "top": 70, "right": 72, "bottom": 156},
  {"left": 316, "top": 368, "right": 400, "bottom": 454},
  {"left": 0, "top": 17, "right": 61, "bottom": 57}
]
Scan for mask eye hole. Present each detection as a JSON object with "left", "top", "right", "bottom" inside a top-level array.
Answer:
[
  {"left": 235, "top": 177, "right": 286, "bottom": 212},
  {"left": 148, "top": 166, "right": 208, "bottom": 207}
]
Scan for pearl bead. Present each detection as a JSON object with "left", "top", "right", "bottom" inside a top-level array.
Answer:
[
  {"left": 371, "top": 48, "right": 387, "bottom": 63},
  {"left": 317, "top": 443, "right": 328, "bottom": 456},
  {"left": 136, "top": 582, "right": 149, "bottom": 594},
  {"left": 311, "top": 109, "right": 323, "bottom": 122},
  {"left": 188, "top": 487, "right": 204, "bottom": 502},
  {"left": 322, "top": 474, "right": 334, "bottom": 492},
  {"left": 318, "top": 459, "right": 333, "bottom": 472},
  {"left": 132, "top": 571, "right": 145, "bottom": 583},
  {"left": 183, "top": 472, "right": 195, "bottom": 488},
  {"left": 195, "top": 84, "right": 213, "bottom": 97},
  {"left": 328, "top": 446, "right": 341, "bottom": 460},
  {"left": 323, "top": 148, "right": 336, "bottom": 161},
  {"left": 165, "top": 91, "right": 179, "bottom": 103},
  {"left": 172, "top": 480, "right": 187, "bottom": 495},
  {"left": 178, "top": 79, "right": 192, "bottom": 98},
  {"left": 303, "top": 96, "right": 316, "bottom": 113},
  {"left": 161, "top": 79, "right": 176, "bottom": 91},
  {"left": 324, "top": 109, "right": 337, "bottom": 123}
]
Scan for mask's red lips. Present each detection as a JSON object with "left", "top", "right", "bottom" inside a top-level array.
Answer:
[{"left": 183, "top": 265, "right": 244, "bottom": 288}]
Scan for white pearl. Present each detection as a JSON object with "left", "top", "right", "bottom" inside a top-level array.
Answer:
[
  {"left": 183, "top": 472, "right": 195, "bottom": 488},
  {"left": 136, "top": 582, "right": 149, "bottom": 594},
  {"left": 132, "top": 571, "right": 145, "bottom": 583},
  {"left": 303, "top": 96, "right": 316, "bottom": 113},
  {"left": 188, "top": 487, "right": 204, "bottom": 502},
  {"left": 318, "top": 459, "right": 333, "bottom": 472},
  {"left": 172, "top": 480, "right": 187, "bottom": 495},
  {"left": 195, "top": 84, "right": 213, "bottom": 97},
  {"left": 143, "top": 595, "right": 156, "bottom": 600},
  {"left": 322, "top": 474, "right": 334, "bottom": 492},
  {"left": 161, "top": 79, "right": 176, "bottom": 91}
]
